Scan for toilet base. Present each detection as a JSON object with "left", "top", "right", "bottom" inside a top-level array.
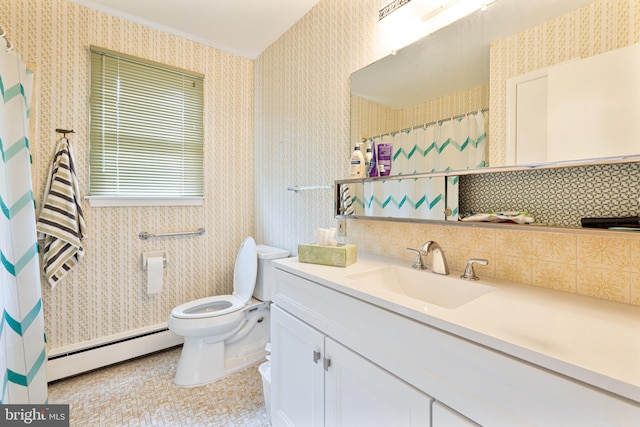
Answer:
[{"left": 173, "top": 306, "right": 270, "bottom": 387}]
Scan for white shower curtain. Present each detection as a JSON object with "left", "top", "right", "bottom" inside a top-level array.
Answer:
[
  {"left": 0, "top": 36, "right": 48, "bottom": 403},
  {"left": 365, "top": 111, "right": 487, "bottom": 220}
]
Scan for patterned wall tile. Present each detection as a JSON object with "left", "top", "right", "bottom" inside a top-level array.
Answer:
[
  {"left": 494, "top": 256, "right": 532, "bottom": 285},
  {"left": 532, "top": 261, "right": 577, "bottom": 293},
  {"left": 532, "top": 233, "right": 577, "bottom": 264},
  {"left": 631, "top": 239, "right": 640, "bottom": 274},
  {"left": 459, "top": 163, "right": 640, "bottom": 227},
  {"left": 632, "top": 274, "right": 640, "bottom": 305},
  {"left": 577, "top": 267, "right": 631, "bottom": 303},
  {"left": 577, "top": 235, "right": 632, "bottom": 271},
  {"left": 495, "top": 230, "right": 532, "bottom": 259}
]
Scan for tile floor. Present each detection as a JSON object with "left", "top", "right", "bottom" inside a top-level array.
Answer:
[{"left": 48, "top": 346, "right": 270, "bottom": 426}]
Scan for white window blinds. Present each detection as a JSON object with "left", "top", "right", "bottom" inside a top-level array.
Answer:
[{"left": 89, "top": 46, "right": 204, "bottom": 199}]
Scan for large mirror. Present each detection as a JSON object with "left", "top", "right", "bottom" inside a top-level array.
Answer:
[
  {"left": 342, "top": 0, "right": 640, "bottom": 224},
  {"left": 350, "top": 0, "right": 615, "bottom": 174}
]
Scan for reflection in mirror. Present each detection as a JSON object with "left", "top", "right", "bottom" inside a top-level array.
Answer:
[
  {"left": 363, "top": 109, "right": 488, "bottom": 176},
  {"left": 351, "top": 0, "right": 597, "bottom": 172},
  {"left": 507, "top": 41, "right": 640, "bottom": 165},
  {"left": 337, "top": 176, "right": 450, "bottom": 221}
]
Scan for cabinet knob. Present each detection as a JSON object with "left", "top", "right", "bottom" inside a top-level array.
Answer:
[{"left": 313, "top": 350, "right": 321, "bottom": 364}]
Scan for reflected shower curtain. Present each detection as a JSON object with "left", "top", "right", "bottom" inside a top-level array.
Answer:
[
  {"left": 0, "top": 37, "right": 48, "bottom": 403},
  {"left": 364, "top": 111, "right": 487, "bottom": 220}
]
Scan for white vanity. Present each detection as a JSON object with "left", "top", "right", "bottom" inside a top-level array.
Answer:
[{"left": 270, "top": 253, "right": 640, "bottom": 426}]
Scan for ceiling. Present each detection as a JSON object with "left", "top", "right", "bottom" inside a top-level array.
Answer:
[{"left": 69, "top": 0, "right": 322, "bottom": 59}]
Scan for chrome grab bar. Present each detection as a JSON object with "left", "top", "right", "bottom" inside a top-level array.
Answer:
[{"left": 139, "top": 228, "right": 205, "bottom": 240}]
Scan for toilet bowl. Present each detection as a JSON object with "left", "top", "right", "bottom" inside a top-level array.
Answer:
[{"left": 168, "top": 237, "right": 288, "bottom": 387}]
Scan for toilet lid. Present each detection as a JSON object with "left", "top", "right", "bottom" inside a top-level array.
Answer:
[{"left": 233, "top": 236, "right": 258, "bottom": 304}]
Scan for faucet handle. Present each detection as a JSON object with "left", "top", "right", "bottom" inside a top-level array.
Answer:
[
  {"left": 406, "top": 248, "right": 427, "bottom": 269},
  {"left": 461, "top": 258, "right": 489, "bottom": 281}
]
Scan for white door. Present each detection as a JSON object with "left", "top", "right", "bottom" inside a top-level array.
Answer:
[
  {"left": 271, "top": 305, "right": 325, "bottom": 427},
  {"left": 432, "top": 401, "right": 480, "bottom": 427},
  {"left": 324, "top": 338, "right": 432, "bottom": 427},
  {"left": 515, "top": 75, "right": 548, "bottom": 165},
  {"left": 506, "top": 68, "right": 549, "bottom": 166}
]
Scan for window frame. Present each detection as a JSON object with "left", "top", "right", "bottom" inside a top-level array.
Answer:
[{"left": 87, "top": 46, "right": 205, "bottom": 207}]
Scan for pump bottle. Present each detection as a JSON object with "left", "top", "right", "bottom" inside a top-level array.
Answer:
[{"left": 350, "top": 145, "right": 365, "bottom": 178}]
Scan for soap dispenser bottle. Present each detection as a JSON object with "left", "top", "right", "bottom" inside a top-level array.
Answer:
[{"left": 350, "top": 144, "right": 365, "bottom": 178}]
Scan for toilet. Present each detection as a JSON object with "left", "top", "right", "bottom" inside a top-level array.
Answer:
[{"left": 168, "top": 237, "right": 288, "bottom": 387}]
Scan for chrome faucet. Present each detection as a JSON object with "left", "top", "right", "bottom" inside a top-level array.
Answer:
[{"left": 420, "top": 241, "right": 449, "bottom": 275}]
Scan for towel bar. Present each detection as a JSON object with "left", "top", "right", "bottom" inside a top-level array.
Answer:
[
  {"left": 287, "top": 185, "right": 334, "bottom": 193},
  {"left": 139, "top": 228, "right": 205, "bottom": 240}
]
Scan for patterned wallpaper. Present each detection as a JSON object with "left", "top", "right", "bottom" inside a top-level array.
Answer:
[
  {"left": 254, "top": 0, "right": 386, "bottom": 251},
  {"left": 3, "top": 0, "right": 254, "bottom": 350},
  {"left": 3, "top": 0, "right": 640, "bottom": 352},
  {"left": 256, "top": 0, "right": 640, "bottom": 306}
]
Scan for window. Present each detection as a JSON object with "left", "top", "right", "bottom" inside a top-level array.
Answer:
[{"left": 88, "top": 46, "right": 204, "bottom": 206}]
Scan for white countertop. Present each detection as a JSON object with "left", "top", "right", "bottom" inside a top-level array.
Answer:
[{"left": 274, "top": 252, "right": 640, "bottom": 403}]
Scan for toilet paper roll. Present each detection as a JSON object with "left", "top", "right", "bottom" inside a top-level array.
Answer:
[{"left": 147, "top": 256, "right": 164, "bottom": 295}]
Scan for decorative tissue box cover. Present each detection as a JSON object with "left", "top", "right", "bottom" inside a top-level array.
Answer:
[{"left": 298, "top": 244, "right": 357, "bottom": 267}]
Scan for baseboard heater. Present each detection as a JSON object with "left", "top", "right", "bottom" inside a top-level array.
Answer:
[{"left": 47, "top": 323, "right": 184, "bottom": 382}]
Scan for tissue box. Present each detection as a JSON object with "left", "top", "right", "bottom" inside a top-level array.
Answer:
[{"left": 298, "top": 244, "right": 357, "bottom": 268}]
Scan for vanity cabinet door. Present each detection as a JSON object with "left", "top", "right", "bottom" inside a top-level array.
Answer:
[
  {"left": 272, "top": 304, "right": 432, "bottom": 427},
  {"left": 271, "top": 305, "right": 325, "bottom": 427},
  {"left": 432, "top": 401, "right": 480, "bottom": 427},
  {"left": 324, "top": 338, "right": 432, "bottom": 427}
]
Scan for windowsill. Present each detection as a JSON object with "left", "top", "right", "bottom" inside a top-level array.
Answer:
[{"left": 86, "top": 196, "right": 203, "bottom": 207}]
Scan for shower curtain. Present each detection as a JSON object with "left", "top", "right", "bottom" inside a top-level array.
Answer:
[
  {"left": 364, "top": 111, "right": 487, "bottom": 220},
  {"left": 0, "top": 36, "right": 48, "bottom": 403}
]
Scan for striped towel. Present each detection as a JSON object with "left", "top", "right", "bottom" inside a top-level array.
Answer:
[{"left": 36, "top": 137, "right": 86, "bottom": 287}]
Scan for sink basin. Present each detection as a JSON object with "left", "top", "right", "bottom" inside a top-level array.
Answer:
[{"left": 346, "top": 266, "right": 495, "bottom": 309}]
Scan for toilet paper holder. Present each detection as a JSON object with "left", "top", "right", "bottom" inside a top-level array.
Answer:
[{"left": 141, "top": 251, "right": 168, "bottom": 270}]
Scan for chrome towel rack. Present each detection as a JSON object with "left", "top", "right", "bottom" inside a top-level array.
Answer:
[
  {"left": 287, "top": 185, "right": 334, "bottom": 193},
  {"left": 139, "top": 228, "right": 205, "bottom": 240}
]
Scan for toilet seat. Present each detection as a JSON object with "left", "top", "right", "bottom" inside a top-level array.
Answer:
[
  {"left": 170, "top": 237, "right": 258, "bottom": 320},
  {"left": 171, "top": 295, "right": 246, "bottom": 319}
]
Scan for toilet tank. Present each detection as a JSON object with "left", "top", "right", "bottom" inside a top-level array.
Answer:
[{"left": 254, "top": 245, "right": 289, "bottom": 301}]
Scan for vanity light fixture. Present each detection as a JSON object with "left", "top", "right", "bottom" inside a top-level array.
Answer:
[{"left": 379, "top": 0, "right": 498, "bottom": 52}]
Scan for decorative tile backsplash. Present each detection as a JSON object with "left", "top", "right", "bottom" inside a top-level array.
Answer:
[
  {"left": 459, "top": 162, "right": 640, "bottom": 227},
  {"left": 347, "top": 219, "right": 640, "bottom": 306}
]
